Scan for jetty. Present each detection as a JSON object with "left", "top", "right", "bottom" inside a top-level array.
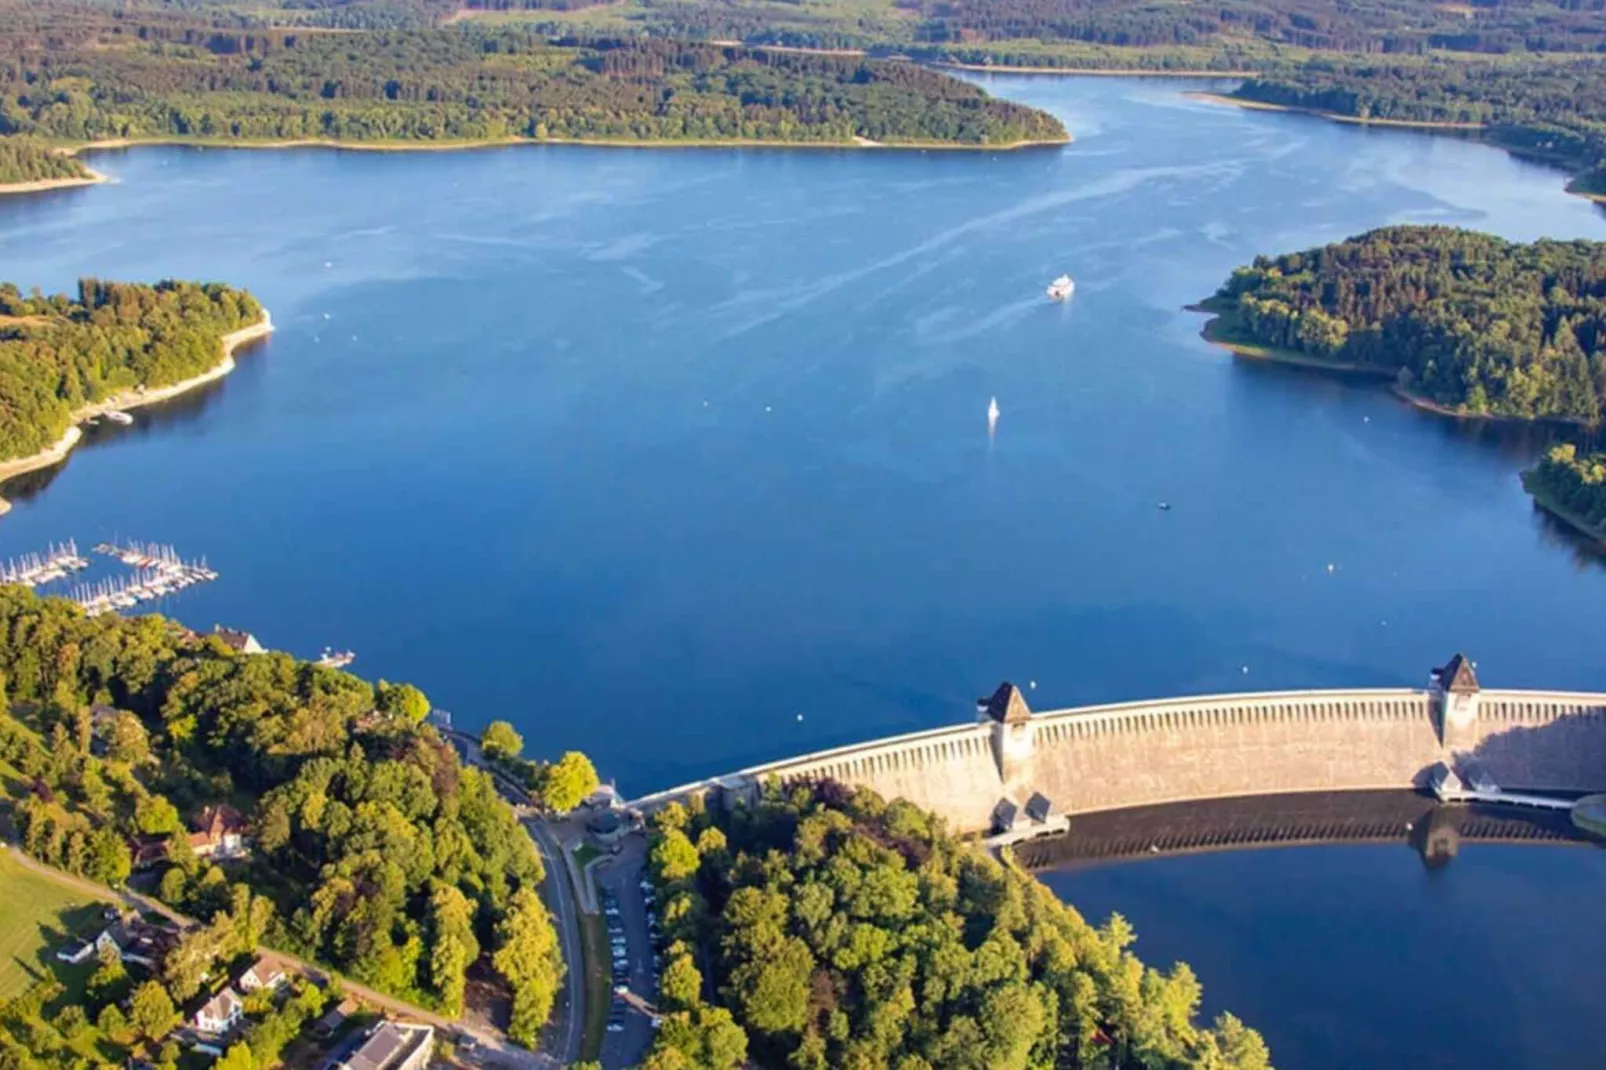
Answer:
[
  {"left": 1, "top": 540, "right": 89, "bottom": 587},
  {"left": 316, "top": 648, "right": 356, "bottom": 669}
]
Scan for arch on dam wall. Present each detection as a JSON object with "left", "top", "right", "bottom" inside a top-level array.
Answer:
[{"left": 627, "top": 659, "right": 1606, "bottom": 835}]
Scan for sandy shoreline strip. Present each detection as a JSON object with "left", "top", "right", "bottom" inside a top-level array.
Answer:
[
  {"left": 0, "top": 166, "right": 110, "bottom": 197},
  {"left": 0, "top": 309, "right": 274, "bottom": 514},
  {"left": 939, "top": 62, "right": 1254, "bottom": 78},
  {"left": 73, "top": 133, "right": 1069, "bottom": 155}
]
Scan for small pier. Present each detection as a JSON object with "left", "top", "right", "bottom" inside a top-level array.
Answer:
[
  {"left": 315, "top": 648, "right": 356, "bottom": 669},
  {"left": 1, "top": 540, "right": 90, "bottom": 587}
]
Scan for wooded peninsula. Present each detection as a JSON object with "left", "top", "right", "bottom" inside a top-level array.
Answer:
[
  {"left": 0, "top": 280, "right": 262, "bottom": 463},
  {"left": 635, "top": 780, "right": 1271, "bottom": 1070},
  {"left": 1201, "top": 225, "right": 1606, "bottom": 425}
]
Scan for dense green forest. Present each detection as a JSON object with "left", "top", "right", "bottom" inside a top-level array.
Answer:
[
  {"left": 0, "top": 137, "right": 89, "bottom": 185},
  {"left": 1523, "top": 443, "right": 1606, "bottom": 539},
  {"left": 0, "top": 13, "right": 1065, "bottom": 147},
  {"left": 637, "top": 781, "right": 1271, "bottom": 1070},
  {"left": 0, "top": 279, "right": 260, "bottom": 461},
  {"left": 1228, "top": 55, "right": 1606, "bottom": 185},
  {"left": 1205, "top": 225, "right": 1606, "bottom": 424},
  {"left": 0, "top": 586, "right": 566, "bottom": 1046}
]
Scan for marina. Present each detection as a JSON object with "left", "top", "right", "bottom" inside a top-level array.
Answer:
[
  {"left": 65, "top": 539, "right": 220, "bottom": 616},
  {"left": 0, "top": 540, "right": 90, "bottom": 587}
]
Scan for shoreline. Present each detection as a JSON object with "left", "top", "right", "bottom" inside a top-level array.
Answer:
[
  {"left": 1186, "top": 91, "right": 1486, "bottom": 130},
  {"left": 0, "top": 309, "right": 274, "bottom": 515},
  {"left": 1521, "top": 472, "right": 1606, "bottom": 545},
  {"left": 939, "top": 62, "right": 1254, "bottom": 78},
  {"left": 70, "top": 132, "right": 1070, "bottom": 158},
  {"left": 0, "top": 165, "right": 110, "bottom": 197}
]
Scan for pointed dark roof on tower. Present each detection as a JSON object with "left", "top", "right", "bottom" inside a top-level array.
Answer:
[
  {"left": 1434, "top": 654, "right": 1479, "bottom": 694},
  {"left": 979, "top": 682, "right": 1032, "bottom": 724}
]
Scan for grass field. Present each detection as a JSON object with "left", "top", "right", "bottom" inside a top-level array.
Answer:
[{"left": 0, "top": 851, "right": 107, "bottom": 1002}]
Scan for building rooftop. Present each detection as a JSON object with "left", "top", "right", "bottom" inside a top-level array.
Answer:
[
  {"left": 338, "top": 1022, "right": 433, "bottom": 1070},
  {"left": 978, "top": 682, "right": 1032, "bottom": 725},
  {"left": 1435, "top": 653, "right": 1479, "bottom": 694},
  {"left": 213, "top": 625, "right": 265, "bottom": 654}
]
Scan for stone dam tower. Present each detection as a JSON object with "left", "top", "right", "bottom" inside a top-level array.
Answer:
[{"left": 632, "top": 655, "right": 1606, "bottom": 834}]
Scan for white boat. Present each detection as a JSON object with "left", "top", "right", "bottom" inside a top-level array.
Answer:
[
  {"left": 104, "top": 410, "right": 134, "bottom": 426},
  {"left": 1046, "top": 274, "right": 1074, "bottom": 300},
  {"left": 987, "top": 397, "right": 1000, "bottom": 434}
]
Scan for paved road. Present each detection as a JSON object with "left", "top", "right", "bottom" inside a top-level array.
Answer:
[
  {"left": 526, "top": 818, "right": 585, "bottom": 1066},
  {"left": 595, "top": 835, "right": 655, "bottom": 1070}
]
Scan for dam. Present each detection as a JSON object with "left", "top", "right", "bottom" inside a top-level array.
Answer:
[{"left": 629, "top": 655, "right": 1606, "bottom": 834}]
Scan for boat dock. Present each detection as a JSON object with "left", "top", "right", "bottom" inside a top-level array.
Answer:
[
  {"left": 67, "top": 540, "right": 219, "bottom": 616},
  {"left": 1, "top": 540, "right": 90, "bottom": 587},
  {"left": 316, "top": 648, "right": 356, "bottom": 669}
]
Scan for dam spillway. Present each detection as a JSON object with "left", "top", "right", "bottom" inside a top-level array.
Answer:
[{"left": 629, "top": 655, "right": 1606, "bottom": 834}]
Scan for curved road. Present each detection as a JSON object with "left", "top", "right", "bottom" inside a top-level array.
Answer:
[{"left": 526, "top": 818, "right": 585, "bottom": 1065}]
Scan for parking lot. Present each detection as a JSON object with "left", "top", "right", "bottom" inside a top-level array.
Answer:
[{"left": 595, "top": 835, "right": 658, "bottom": 1070}]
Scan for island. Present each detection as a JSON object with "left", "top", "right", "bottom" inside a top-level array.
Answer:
[
  {"left": 634, "top": 783, "right": 1271, "bottom": 1070},
  {"left": 0, "top": 280, "right": 271, "bottom": 512}
]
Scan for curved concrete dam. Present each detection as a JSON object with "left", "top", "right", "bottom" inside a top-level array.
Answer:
[{"left": 630, "top": 655, "right": 1606, "bottom": 834}]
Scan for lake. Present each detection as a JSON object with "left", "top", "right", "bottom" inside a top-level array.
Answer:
[{"left": 3, "top": 75, "right": 1605, "bottom": 1067}]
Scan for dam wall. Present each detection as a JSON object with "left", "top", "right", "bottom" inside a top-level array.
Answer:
[{"left": 628, "top": 658, "right": 1606, "bottom": 834}]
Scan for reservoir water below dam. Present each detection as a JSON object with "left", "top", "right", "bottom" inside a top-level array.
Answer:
[{"left": 2, "top": 75, "right": 1605, "bottom": 1067}]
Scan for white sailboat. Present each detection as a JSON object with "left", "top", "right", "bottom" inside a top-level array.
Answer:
[
  {"left": 1046, "top": 274, "right": 1074, "bottom": 300},
  {"left": 987, "top": 397, "right": 1000, "bottom": 435}
]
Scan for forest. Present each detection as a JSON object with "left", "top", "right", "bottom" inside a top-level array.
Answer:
[
  {"left": 0, "top": 137, "right": 89, "bottom": 185},
  {"left": 0, "top": 279, "right": 261, "bottom": 462},
  {"left": 1205, "top": 225, "right": 1606, "bottom": 424},
  {"left": 0, "top": 14, "right": 1065, "bottom": 147},
  {"left": 636, "top": 780, "right": 1271, "bottom": 1070},
  {"left": 0, "top": 586, "right": 568, "bottom": 1056},
  {"left": 1523, "top": 443, "right": 1606, "bottom": 539},
  {"left": 1228, "top": 55, "right": 1606, "bottom": 185}
]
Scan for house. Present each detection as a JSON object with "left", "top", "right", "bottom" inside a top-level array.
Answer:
[
  {"left": 127, "top": 834, "right": 169, "bottom": 870},
  {"left": 188, "top": 804, "right": 250, "bottom": 860},
  {"left": 312, "top": 998, "right": 358, "bottom": 1039},
  {"left": 333, "top": 1022, "right": 434, "bottom": 1070},
  {"left": 236, "top": 957, "right": 287, "bottom": 993},
  {"left": 93, "top": 915, "right": 167, "bottom": 968},
  {"left": 193, "top": 987, "right": 244, "bottom": 1035},
  {"left": 213, "top": 625, "right": 265, "bottom": 655},
  {"left": 56, "top": 938, "right": 95, "bottom": 964}
]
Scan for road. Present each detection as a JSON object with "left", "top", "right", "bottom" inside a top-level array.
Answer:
[
  {"left": 594, "top": 835, "right": 655, "bottom": 1070},
  {"left": 526, "top": 818, "right": 585, "bottom": 1065}
]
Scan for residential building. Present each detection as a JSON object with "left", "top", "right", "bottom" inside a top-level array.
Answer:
[
  {"left": 55, "top": 938, "right": 94, "bottom": 964},
  {"left": 236, "top": 957, "right": 287, "bottom": 993},
  {"left": 334, "top": 1022, "right": 434, "bottom": 1070},
  {"left": 213, "top": 625, "right": 265, "bottom": 655},
  {"left": 193, "top": 988, "right": 244, "bottom": 1035},
  {"left": 188, "top": 804, "right": 250, "bottom": 859}
]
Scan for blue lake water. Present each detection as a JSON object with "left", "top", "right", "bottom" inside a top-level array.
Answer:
[{"left": 4, "top": 75, "right": 1606, "bottom": 1066}]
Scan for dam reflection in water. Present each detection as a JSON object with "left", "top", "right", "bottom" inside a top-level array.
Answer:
[
  {"left": 1018, "top": 789, "right": 1587, "bottom": 871},
  {"left": 1038, "top": 791, "right": 1606, "bottom": 1070}
]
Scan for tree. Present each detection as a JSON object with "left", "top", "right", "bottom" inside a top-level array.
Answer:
[
  {"left": 128, "top": 980, "right": 178, "bottom": 1040},
  {"left": 105, "top": 711, "right": 150, "bottom": 763},
  {"left": 539, "top": 751, "right": 599, "bottom": 813},
  {"left": 651, "top": 828, "right": 701, "bottom": 883},
  {"left": 660, "top": 950, "right": 703, "bottom": 1010},
  {"left": 135, "top": 794, "right": 182, "bottom": 835},
  {"left": 214, "top": 1042, "right": 254, "bottom": 1070},
  {"left": 84, "top": 826, "right": 131, "bottom": 886},
  {"left": 51, "top": 1005, "right": 88, "bottom": 1040},
  {"left": 481, "top": 720, "right": 523, "bottom": 761},
  {"left": 88, "top": 942, "right": 129, "bottom": 1006},
  {"left": 492, "top": 888, "right": 561, "bottom": 1047},
  {"left": 377, "top": 680, "right": 430, "bottom": 723},
  {"left": 163, "top": 924, "right": 228, "bottom": 1001},
  {"left": 95, "top": 1004, "right": 125, "bottom": 1039}
]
